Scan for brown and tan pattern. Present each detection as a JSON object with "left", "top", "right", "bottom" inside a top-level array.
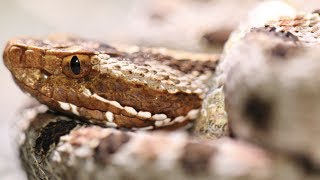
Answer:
[
  {"left": 4, "top": 34, "right": 219, "bottom": 130},
  {"left": 223, "top": 12, "right": 320, "bottom": 166},
  {"left": 265, "top": 13, "right": 320, "bottom": 45},
  {"left": 8, "top": 2, "right": 320, "bottom": 179},
  {"left": 18, "top": 105, "right": 271, "bottom": 180},
  {"left": 19, "top": 104, "right": 320, "bottom": 180}
]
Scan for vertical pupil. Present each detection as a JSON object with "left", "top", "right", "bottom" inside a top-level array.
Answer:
[{"left": 70, "top": 56, "right": 81, "bottom": 75}]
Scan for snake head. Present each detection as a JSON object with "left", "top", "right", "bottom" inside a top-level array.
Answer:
[{"left": 3, "top": 34, "right": 218, "bottom": 130}]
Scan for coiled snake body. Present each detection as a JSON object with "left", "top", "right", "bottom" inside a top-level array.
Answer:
[{"left": 5, "top": 10, "right": 320, "bottom": 180}]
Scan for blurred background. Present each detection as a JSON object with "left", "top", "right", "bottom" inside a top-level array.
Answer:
[{"left": 1, "top": 0, "right": 320, "bottom": 179}]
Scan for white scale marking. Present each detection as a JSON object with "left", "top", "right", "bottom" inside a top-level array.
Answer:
[
  {"left": 173, "top": 116, "right": 185, "bottom": 123},
  {"left": 155, "top": 121, "right": 164, "bottom": 127},
  {"left": 58, "top": 101, "right": 70, "bottom": 111},
  {"left": 132, "top": 126, "right": 154, "bottom": 131},
  {"left": 163, "top": 118, "right": 171, "bottom": 124},
  {"left": 92, "top": 93, "right": 123, "bottom": 109},
  {"left": 187, "top": 109, "right": 200, "bottom": 119},
  {"left": 124, "top": 106, "right": 138, "bottom": 116},
  {"left": 194, "top": 88, "right": 203, "bottom": 94},
  {"left": 70, "top": 104, "right": 79, "bottom": 116},
  {"left": 106, "top": 122, "right": 117, "bottom": 128},
  {"left": 92, "top": 93, "right": 108, "bottom": 103},
  {"left": 105, "top": 111, "right": 114, "bottom": 122},
  {"left": 58, "top": 101, "right": 79, "bottom": 115},
  {"left": 82, "top": 88, "right": 92, "bottom": 97},
  {"left": 154, "top": 109, "right": 199, "bottom": 127},
  {"left": 59, "top": 89, "right": 200, "bottom": 128},
  {"left": 151, "top": 114, "right": 167, "bottom": 121},
  {"left": 137, "top": 111, "right": 152, "bottom": 119},
  {"left": 109, "top": 100, "right": 123, "bottom": 109}
]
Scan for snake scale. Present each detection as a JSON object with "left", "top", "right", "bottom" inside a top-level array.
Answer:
[{"left": 5, "top": 3, "right": 320, "bottom": 180}]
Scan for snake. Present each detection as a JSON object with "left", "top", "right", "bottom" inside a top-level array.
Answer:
[
  {"left": 5, "top": 6, "right": 320, "bottom": 180},
  {"left": 224, "top": 11, "right": 320, "bottom": 167},
  {"left": 3, "top": 34, "right": 219, "bottom": 130},
  {"left": 17, "top": 105, "right": 270, "bottom": 180}
]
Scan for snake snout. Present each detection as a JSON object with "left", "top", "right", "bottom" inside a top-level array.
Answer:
[
  {"left": 3, "top": 43, "right": 23, "bottom": 69},
  {"left": 3, "top": 41, "right": 45, "bottom": 71}
]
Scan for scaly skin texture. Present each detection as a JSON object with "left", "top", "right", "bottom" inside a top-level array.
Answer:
[
  {"left": 224, "top": 12, "right": 320, "bottom": 167},
  {"left": 194, "top": 86, "right": 228, "bottom": 139},
  {"left": 18, "top": 103, "right": 271, "bottom": 180},
  {"left": 11, "top": 9, "right": 320, "bottom": 180},
  {"left": 3, "top": 34, "right": 219, "bottom": 130},
  {"left": 19, "top": 103, "right": 320, "bottom": 180}
]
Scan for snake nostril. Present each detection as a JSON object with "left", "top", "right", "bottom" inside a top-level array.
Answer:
[{"left": 312, "top": 9, "right": 320, "bottom": 16}]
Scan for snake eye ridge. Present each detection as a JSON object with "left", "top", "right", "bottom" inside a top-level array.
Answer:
[
  {"left": 62, "top": 54, "right": 91, "bottom": 78},
  {"left": 70, "top": 56, "right": 81, "bottom": 75}
]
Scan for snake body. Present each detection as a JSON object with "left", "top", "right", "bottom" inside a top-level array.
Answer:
[
  {"left": 4, "top": 35, "right": 218, "bottom": 130},
  {"left": 224, "top": 12, "right": 320, "bottom": 166},
  {"left": 18, "top": 104, "right": 269, "bottom": 180},
  {"left": 5, "top": 3, "right": 320, "bottom": 179}
]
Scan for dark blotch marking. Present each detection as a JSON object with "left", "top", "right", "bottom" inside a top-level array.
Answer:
[
  {"left": 180, "top": 142, "right": 216, "bottom": 175},
  {"left": 149, "top": 12, "right": 167, "bottom": 22},
  {"left": 201, "top": 30, "right": 230, "bottom": 46},
  {"left": 97, "top": 43, "right": 125, "bottom": 57},
  {"left": 251, "top": 27, "right": 299, "bottom": 42},
  {"left": 271, "top": 44, "right": 290, "bottom": 58},
  {"left": 228, "top": 122, "right": 236, "bottom": 139},
  {"left": 269, "top": 42, "right": 299, "bottom": 60},
  {"left": 312, "top": 9, "right": 320, "bottom": 15},
  {"left": 243, "top": 94, "right": 272, "bottom": 131},
  {"left": 35, "top": 120, "right": 78, "bottom": 155},
  {"left": 269, "top": 27, "right": 276, "bottom": 32},
  {"left": 293, "top": 154, "right": 320, "bottom": 175},
  {"left": 97, "top": 42, "right": 113, "bottom": 49},
  {"left": 70, "top": 56, "right": 81, "bottom": 75},
  {"left": 284, "top": 31, "right": 298, "bottom": 41},
  {"left": 94, "top": 132, "right": 131, "bottom": 164},
  {"left": 40, "top": 69, "right": 52, "bottom": 76}
]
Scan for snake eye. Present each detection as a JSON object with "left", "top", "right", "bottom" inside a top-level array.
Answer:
[
  {"left": 62, "top": 54, "right": 91, "bottom": 78},
  {"left": 70, "top": 56, "right": 81, "bottom": 75}
]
